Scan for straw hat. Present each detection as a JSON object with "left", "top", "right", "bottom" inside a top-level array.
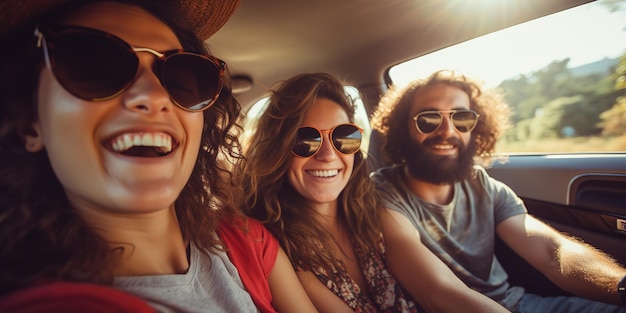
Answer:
[{"left": 0, "top": 0, "right": 241, "bottom": 40}]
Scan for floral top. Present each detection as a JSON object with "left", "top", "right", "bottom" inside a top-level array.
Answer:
[{"left": 313, "top": 234, "right": 423, "bottom": 313}]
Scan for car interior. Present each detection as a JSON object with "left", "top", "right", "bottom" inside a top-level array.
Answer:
[{"left": 207, "top": 0, "right": 626, "bottom": 298}]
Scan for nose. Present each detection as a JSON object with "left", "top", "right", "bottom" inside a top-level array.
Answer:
[
  {"left": 122, "top": 54, "right": 173, "bottom": 114},
  {"left": 434, "top": 113, "right": 456, "bottom": 136},
  {"left": 314, "top": 132, "right": 337, "bottom": 161}
]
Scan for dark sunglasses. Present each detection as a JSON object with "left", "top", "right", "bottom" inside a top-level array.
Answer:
[
  {"left": 34, "top": 25, "right": 226, "bottom": 112},
  {"left": 292, "top": 124, "right": 363, "bottom": 158},
  {"left": 413, "top": 110, "right": 480, "bottom": 134}
]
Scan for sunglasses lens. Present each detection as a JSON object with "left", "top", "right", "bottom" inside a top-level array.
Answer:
[
  {"left": 416, "top": 113, "right": 442, "bottom": 133},
  {"left": 332, "top": 124, "right": 362, "bottom": 154},
  {"left": 293, "top": 127, "right": 322, "bottom": 157},
  {"left": 452, "top": 111, "right": 479, "bottom": 132},
  {"left": 161, "top": 53, "right": 222, "bottom": 111},
  {"left": 48, "top": 28, "right": 137, "bottom": 101}
]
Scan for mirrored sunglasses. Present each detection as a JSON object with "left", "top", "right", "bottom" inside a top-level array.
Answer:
[
  {"left": 413, "top": 110, "right": 480, "bottom": 134},
  {"left": 34, "top": 25, "right": 226, "bottom": 112},
  {"left": 292, "top": 124, "right": 363, "bottom": 158}
]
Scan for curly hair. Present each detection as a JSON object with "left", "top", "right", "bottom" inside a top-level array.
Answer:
[
  {"left": 371, "top": 69, "right": 510, "bottom": 167},
  {"left": 0, "top": 0, "right": 243, "bottom": 295},
  {"left": 236, "top": 73, "right": 382, "bottom": 274}
]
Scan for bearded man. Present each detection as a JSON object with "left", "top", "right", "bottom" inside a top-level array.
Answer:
[{"left": 370, "top": 70, "right": 626, "bottom": 313}]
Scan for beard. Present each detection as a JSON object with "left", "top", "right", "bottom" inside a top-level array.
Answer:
[{"left": 402, "top": 135, "right": 476, "bottom": 185}]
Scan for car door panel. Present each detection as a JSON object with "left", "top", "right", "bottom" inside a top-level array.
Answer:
[{"left": 487, "top": 154, "right": 626, "bottom": 296}]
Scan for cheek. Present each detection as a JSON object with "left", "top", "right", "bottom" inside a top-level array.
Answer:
[
  {"left": 287, "top": 157, "right": 304, "bottom": 187},
  {"left": 342, "top": 154, "right": 355, "bottom": 174},
  {"left": 36, "top": 69, "right": 56, "bottom": 128},
  {"left": 190, "top": 112, "right": 205, "bottom": 129},
  {"left": 35, "top": 73, "right": 107, "bottom": 196},
  {"left": 407, "top": 124, "right": 425, "bottom": 144},
  {"left": 182, "top": 113, "right": 205, "bottom": 148},
  {"left": 177, "top": 113, "right": 205, "bottom": 179},
  {"left": 407, "top": 120, "right": 420, "bottom": 139},
  {"left": 287, "top": 156, "right": 313, "bottom": 197},
  {"left": 36, "top": 69, "right": 95, "bottom": 147}
]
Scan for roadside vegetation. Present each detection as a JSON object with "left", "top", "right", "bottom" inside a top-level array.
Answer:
[{"left": 497, "top": 52, "right": 626, "bottom": 153}]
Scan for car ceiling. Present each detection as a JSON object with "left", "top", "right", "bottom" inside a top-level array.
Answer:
[{"left": 206, "top": 0, "right": 593, "bottom": 112}]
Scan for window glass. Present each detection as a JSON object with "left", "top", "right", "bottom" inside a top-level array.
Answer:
[
  {"left": 243, "top": 86, "right": 372, "bottom": 155},
  {"left": 388, "top": 0, "right": 626, "bottom": 154}
]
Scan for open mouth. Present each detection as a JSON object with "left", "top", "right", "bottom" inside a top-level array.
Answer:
[
  {"left": 306, "top": 169, "right": 340, "bottom": 178},
  {"left": 432, "top": 143, "right": 455, "bottom": 150},
  {"left": 106, "top": 132, "right": 177, "bottom": 157}
]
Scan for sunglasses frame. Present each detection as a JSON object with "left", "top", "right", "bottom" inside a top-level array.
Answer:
[
  {"left": 292, "top": 123, "right": 364, "bottom": 158},
  {"left": 34, "top": 24, "right": 226, "bottom": 112},
  {"left": 412, "top": 109, "right": 480, "bottom": 134}
]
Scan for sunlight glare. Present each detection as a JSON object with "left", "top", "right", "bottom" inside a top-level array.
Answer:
[{"left": 390, "top": 1, "right": 626, "bottom": 87}]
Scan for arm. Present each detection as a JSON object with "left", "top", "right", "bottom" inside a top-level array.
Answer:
[
  {"left": 496, "top": 214, "right": 626, "bottom": 305},
  {"left": 295, "top": 270, "right": 353, "bottom": 313},
  {"left": 268, "top": 247, "right": 319, "bottom": 313},
  {"left": 383, "top": 209, "right": 510, "bottom": 313}
]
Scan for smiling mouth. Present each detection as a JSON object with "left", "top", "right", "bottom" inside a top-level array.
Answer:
[
  {"left": 432, "top": 143, "right": 455, "bottom": 150},
  {"left": 306, "top": 169, "right": 340, "bottom": 178},
  {"left": 107, "top": 132, "right": 177, "bottom": 157}
]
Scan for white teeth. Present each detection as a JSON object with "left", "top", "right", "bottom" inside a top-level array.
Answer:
[
  {"left": 110, "top": 132, "right": 172, "bottom": 153},
  {"left": 434, "top": 144, "right": 454, "bottom": 150},
  {"left": 306, "top": 169, "right": 339, "bottom": 177}
]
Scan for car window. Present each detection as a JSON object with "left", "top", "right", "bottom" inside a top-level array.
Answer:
[
  {"left": 387, "top": 0, "right": 626, "bottom": 154},
  {"left": 243, "top": 86, "right": 372, "bottom": 154}
]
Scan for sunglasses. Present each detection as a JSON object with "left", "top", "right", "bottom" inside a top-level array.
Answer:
[
  {"left": 292, "top": 124, "right": 363, "bottom": 158},
  {"left": 34, "top": 25, "right": 226, "bottom": 112},
  {"left": 413, "top": 110, "right": 480, "bottom": 134}
]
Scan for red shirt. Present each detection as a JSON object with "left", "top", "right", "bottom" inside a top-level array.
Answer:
[
  {"left": 217, "top": 217, "right": 279, "bottom": 313},
  {"left": 0, "top": 281, "right": 156, "bottom": 313}
]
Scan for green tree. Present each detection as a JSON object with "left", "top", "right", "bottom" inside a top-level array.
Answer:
[
  {"left": 599, "top": 97, "right": 626, "bottom": 136},
  {"left": 500, "top": 57, "right": 619, "bottom": 141},
  {"left": 598, "top": 53, "right": 626, "bottom": 136},
  {"left": 500, "top": 59, "right": 572, "bottom": 125}
]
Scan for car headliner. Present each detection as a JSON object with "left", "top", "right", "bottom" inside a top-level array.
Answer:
[{"left": 206, "top": 0, "right": 593, "bottom": 112}]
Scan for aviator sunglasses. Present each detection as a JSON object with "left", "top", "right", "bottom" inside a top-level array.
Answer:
[
  {"left": 34, "top": 25, "right": 226, "bottom": 111},
  {"left": 413, "top": 110, "right": 480, "bottom": 134},
  {"left": 292, "top": 124, "right": 363, "bottom": 158}
]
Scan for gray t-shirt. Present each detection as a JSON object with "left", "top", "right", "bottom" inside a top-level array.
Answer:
[
  {"left": 373, "top": 165, "right": 527, "bottom": 310},
  {"left": 114, "top": 241, "right": 258, "bottom": 313}
]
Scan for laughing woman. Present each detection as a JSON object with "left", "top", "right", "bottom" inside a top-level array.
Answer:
[{"left": 0, "top": 1, "right": 316, "bottom": 312}]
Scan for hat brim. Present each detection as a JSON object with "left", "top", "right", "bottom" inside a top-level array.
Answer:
[{"left": 0, "top": 0, "right": 240, "bottom": 40}]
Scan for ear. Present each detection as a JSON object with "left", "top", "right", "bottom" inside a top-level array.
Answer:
[{"left": 23, "top": 123, "right": 45, "bottom": 152}]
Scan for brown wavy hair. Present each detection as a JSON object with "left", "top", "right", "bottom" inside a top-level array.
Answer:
[
  {"left": 371, "top": 69, "right": 510, "bottom": 167},
  {"left": 236, "top": 73, "right": 382, "bottom": 273},
  {"left": 0, "top": 0, "right": 243, "bottom": 295}
]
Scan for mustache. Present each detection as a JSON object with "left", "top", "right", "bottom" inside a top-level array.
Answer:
[{"left": 422, "top": 135, "right": 463, "bottom": 147}]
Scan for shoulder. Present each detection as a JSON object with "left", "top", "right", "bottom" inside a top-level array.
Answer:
[
  {"left": 372, "top": 165, "right": 402, "bottom": 185},
  {"left": 468, "top": 165, "right": 503, "bottom": 190},
  {"left": 469, "top": 166, "right": 527, "bottom": 221},
  {"left": 218, "top": 216, "right": 276, "bottom": 246},
  {"left": 470, "top": 165, "right": 490, "bottom": 181},
  {"left": 244, "top": 218, "right": 277, "bottom": 247},
  {"left": 470, "top": 165, "right": 519, "bottom": 195},
  {"left": 373, "top": 164, "right": 400, "bottom": 178},
  {"left": 217, "top": 218, "right": 279, "bottom": 312},
  {"left": 217, "top": 216, "right": 279, "bottom": 278}
]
